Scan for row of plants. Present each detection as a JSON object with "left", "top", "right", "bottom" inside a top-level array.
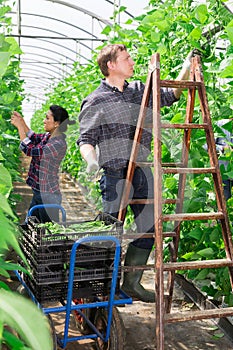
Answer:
[
  {"left": 0, "top": 1, "right": 53, "bottom": 349},
  {"left": 29, "top": 0, "right": 233, "bottom": 305},
  {"left": 0, "top": 1, "right": 232, "bottom": 348}
]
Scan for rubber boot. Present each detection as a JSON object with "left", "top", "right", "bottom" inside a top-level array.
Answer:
[{"left": 121, "top": 244, "right": 155, "bottom": 303}]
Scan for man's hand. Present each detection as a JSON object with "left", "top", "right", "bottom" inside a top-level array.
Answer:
[
  {"left": 173, "top": 49, "right": 202, "bottom": 99},
  {"left": 182, "top": 51, "right": 193, "bottom": 71},
  {"left": 86, "top": 159, "right": 99, "bottom": 174},
  {"left": 182, "top": 49, "right": 202, "bottom": 71}
]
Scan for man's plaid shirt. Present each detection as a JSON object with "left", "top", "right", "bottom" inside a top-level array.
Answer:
[
  {"left": 20, "top": 130, "right": 67, "bottom": 193},
  {"left": 77, "top": 79, "right": 178, "bottom": 170}
]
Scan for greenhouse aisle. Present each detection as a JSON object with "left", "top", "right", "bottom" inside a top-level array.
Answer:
[{"left": 11, "top": 155, "right": 233, "bottom": 350}]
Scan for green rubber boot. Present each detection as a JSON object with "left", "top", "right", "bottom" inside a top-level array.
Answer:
[{"left": 121, "top": 244, "right": 155, "bottom": 303}]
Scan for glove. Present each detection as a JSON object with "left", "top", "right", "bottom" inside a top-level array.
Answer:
[
  {"left": 86, "top": 159, "right": 99, "bottom": 174},
  {"left": 182, "top": 51, "right": 193, "bottom": 71},
  {"left": 182, "top": 49, "right": 202, "bottom": 70}
]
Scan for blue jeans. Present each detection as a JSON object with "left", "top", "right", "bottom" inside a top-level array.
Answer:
[
  {"left": 29, "top": 189, "right": 62, "bottom": 223},
  {"left": 223, "top": 179, "right": 233, "bottom": 201},
  {"left": 99, "top": 167, "right": 154, "bottom": 249}
]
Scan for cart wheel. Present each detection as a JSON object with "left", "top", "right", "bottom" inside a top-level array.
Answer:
[
  {"left": 94, "top": 307, "right": 125, "bottom": 350},
  {"left": 47, "top": 314, "right": 57, "bottom": 350},
  {"left": 72, "top": 298, "right": 96, "bottom": 335}
]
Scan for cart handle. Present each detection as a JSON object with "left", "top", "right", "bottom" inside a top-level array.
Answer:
[{"left": 26, "top": 204, "right": 66, "bottom": 223}]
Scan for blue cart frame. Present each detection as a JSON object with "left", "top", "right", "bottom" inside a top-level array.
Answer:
[{"left": 16, "top": 204, "right": 132, "bottom": 348}]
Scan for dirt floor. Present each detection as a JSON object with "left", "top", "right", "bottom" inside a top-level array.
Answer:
[{"left": 9, "top": 155, "right": 233, "bottom": 349}]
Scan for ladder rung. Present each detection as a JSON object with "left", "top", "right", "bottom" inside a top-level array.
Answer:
[
  {"left": 163, "top": 258, "right": 233, "bottom": 271},
  {"left": 163, "top": 231, "right": 177, "bottom": 237},
  {"left": 123, "top": 232, "right": 176, "bottom": 239},
  {"left": 128, "top": 199, "right": 154, "bottom": 205},
  {"left": 136, "top": 162, "right": 183, "bottom": 168},
  {"left": 160, "top": 79, "right": 202, "bottom": 89},
  {"left": 123, "top": 233, "right": 154, "bottom": 240},
  {"left": 128, "top": 198, "right": 180, "bottom": 205},
  {"left": 162, "top": 162, "right": 182, "bottom": 167},
  {"left": 163, "top": 199, "right": 180, "bottom": 205},
  {"left": 165, "top": 307, "right": 233, "bottom": 323},
  {"left": 136, "top": 161, "right": 153, "bottom": 167},
  {"left": 130, "top": 258, "right": 233, "bottom": 272},
  {"left": 161, "top": 123, "right": 208, "bottom": 130},
  {"left": 163, "top": 212, "right": 224, "bottom": 221},
  {"left": 163, "top": 167, "right": 216, "bottom": 174}
]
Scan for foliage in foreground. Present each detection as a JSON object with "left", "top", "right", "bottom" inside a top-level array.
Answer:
[{"left": 0, "top": 1, "right": 53, "bottom": 349}]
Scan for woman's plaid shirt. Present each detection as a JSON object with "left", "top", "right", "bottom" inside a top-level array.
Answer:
[{"left": 20, "top": 130, "right": 67, "bottom": 193}]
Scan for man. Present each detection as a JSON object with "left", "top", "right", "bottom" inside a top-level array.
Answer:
[{"left": 77, "top": 44, "right": 191, "bottom": 302}]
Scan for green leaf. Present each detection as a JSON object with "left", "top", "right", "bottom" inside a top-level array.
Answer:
[
  {"left": 213, "top": 333, "right": 224, "bottom": 339},
  {"left": 0, "top": 164, "right": 12, "bottom": 197},
  {"left": 0, "top": 281, "right": 11, "bottom": 291},
  {"left": 119, "top": 6, "right": 127, "bottom": 13},
  {"left": 171, "top": 113, "right": 183, "bottom": 123},
  {"left": 0, "top": 194, "right": 15, "bottom": 217},
  {"left": 154, "top": 19, "right": 170, "bottom": 32},
  {"left": 164, "top": 176, "right": 177, "bottom": 190},
  {"left": 3, "top": 329, "right": 31, "bottom": 349},
  {"left": 0, "top": 92, "right": 16, "bottom": 105},
  {"left": 225, "top": 170, "right": 233, "bottom": 178},
  {"left": 197, "top": 247, "right": 214, "bottom": 258},
  {"left": 219, "top": 59, "right": 233, "bottom": 78},
  {"left": 226, "top": 20, "right": 233, "bottom": 45},
  {"left": 187, "top": 27, "right": 202, "bottom": 41},
  {"left": 157, "top": 43, "right": 167, "bottom": 55},
  {"left": 195, "top": 268, "right": 209, "bottom": 280},
  {"left": 0, "top": 289, "right": 53, "bottom": 350},
  {"left": 182, "top": 252, "right": 194, "bottom": 260},
  {"left": 187, "top": 227, "right": 202, "bottom": 240},
  {"left": 210, "top": 227, "right": 220, "bottom": 242},
  {"left": 101, "top": 25, "right": 112, "bottom": 35},
  {"left": 5, "top": 37, "right": 23, "bottom": 55},
  {"left": 151, "top": 31, "right": 160, "bottom": 43},
  {"left": 194, "top": 4, "right": 208, "bottom": 24},
  {"left": 0, "top": 52, "right": 11, "bottom": 78}
]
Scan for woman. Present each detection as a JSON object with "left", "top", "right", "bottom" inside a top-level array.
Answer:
[{"left": 11, "top": 105, "right": 74, "bottom": 223}]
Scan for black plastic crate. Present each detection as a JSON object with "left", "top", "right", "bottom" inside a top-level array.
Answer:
[
  {"left": 19, "top": 213, "right": 122, "bottom": 264},
  {"left": 23, "top": 273, "right": 118, "bottom": 302},
  {"left": 19, "top": 213, "right": 122, "bottom": 300},
  {"left": 20, "top": 257, "right": 119, "bottom": 285},
  {"left": 25, "top": 264, "right": 119, "bottom": 285},
  {"left": 21, "top": 212, "right": 122, "bottom": 248},
  {"left": 20, "top": 230, "right": 116, "bottom": 267}
]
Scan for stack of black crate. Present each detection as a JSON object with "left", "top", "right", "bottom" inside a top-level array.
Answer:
[{"left": 19, "top": 213, "right": 123, "bottom": 303}]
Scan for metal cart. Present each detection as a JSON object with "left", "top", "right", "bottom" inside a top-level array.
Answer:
[{"left": 15, "top": 204, "right": 132, "bottom": 349}]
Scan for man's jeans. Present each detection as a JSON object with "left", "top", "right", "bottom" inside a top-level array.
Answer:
[
  {"left": 99, "top": 167, "right": 155, "bottom": 249},
  {"left": 29, "top": 189, "right": 62, "bottom": 223},
  {"left": 223, "top": 179, "right": 233, "bottom": 201}
]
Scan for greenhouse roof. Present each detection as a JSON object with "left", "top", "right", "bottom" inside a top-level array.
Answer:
[{"left": 7, "top": 0, "right": 148, "bottom": 121}]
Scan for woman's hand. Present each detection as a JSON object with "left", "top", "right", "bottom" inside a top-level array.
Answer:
[
  {"left": 11, "top": 111, "right": 25, "bottom": 129},
  {"left": 11, "top": 111, "right": 30, "bottom": 140}
]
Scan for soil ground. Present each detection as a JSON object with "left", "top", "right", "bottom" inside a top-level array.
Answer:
[{"left": 8, "top": 155, "right": 233, "bottom": 349}]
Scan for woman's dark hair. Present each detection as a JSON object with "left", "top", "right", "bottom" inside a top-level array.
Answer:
[{"left": 50, "top": 105, "right": 75, "bottom": 132}]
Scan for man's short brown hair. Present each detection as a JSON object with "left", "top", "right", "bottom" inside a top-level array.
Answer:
[{"left": 97, "top": 44, "right": 127, "bottom": 77}]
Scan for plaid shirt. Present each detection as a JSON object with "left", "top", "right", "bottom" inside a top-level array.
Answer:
[
  {"left": 77, "top": 79, "right": 178, "bottom": 170},
  {"left": 20, "top": 130, "right": 67, "bottom": 193}
]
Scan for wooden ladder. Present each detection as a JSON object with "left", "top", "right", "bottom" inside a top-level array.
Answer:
[{"left": 118, "top": 53, "right": 233, "bottom": 349}]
